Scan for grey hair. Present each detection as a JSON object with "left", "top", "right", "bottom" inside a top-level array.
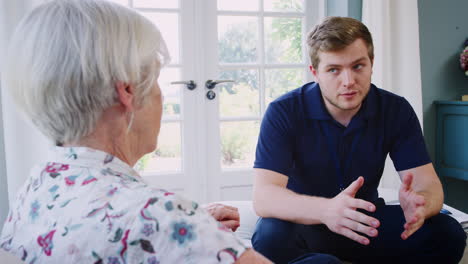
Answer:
[{"left": 3, "top": 0, "right": 170, "bottom": 144}]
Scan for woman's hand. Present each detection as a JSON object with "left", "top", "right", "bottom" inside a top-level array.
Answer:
[{"left": 203, "top": 203, "right": 240, "bottom": 232}]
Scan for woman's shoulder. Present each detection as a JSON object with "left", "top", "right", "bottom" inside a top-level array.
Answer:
[{"left": 120, "top": 186, "right": 202, "bottom": 219}]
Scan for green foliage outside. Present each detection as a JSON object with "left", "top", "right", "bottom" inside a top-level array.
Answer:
[
  {"left": 269, "top": 0, "right": 303, "bottom": 12},
  {"left": 135, "top": 154, "right": 151, "bottom": 172},
  {"left": 219, "top": 69, "right": 260, "bottom": 117},
  {"left": 135, "top": 123, "right": 181, "bottom": 172},
  {"left": 163, "top": 103, "right": 180, "bottom": 115},
  {"left": 218, "top": 0, "right": 304, "bottom": 166},
  {"left": 220, "top": 122, "right": 260, "bottom": 165},
  {"left": 137, "top": 0, "right": 305, "bottom": 170},
  {"left": 218, "top": 19, "right": 257, "bottom": 63}
]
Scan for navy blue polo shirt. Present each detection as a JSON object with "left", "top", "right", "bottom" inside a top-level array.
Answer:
[{"left": 254, "top": 82, "right": 431, "bottom": 202}]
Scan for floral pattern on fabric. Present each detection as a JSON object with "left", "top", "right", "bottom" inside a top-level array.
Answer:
[
  {"left": 141, "top": 224, "right": 155, "bottom": 237},
  {"left": 37, "top": 230, "right": 56, "bottom": 256},
  {"left": 0, "top": 147, "right": 247, "bottom": 263},
  {"left": 171, "top": 220, "right": 196, "bottom": 246},
  {"left": 30, "top": 200, "right": 41, "bottom": 221}
]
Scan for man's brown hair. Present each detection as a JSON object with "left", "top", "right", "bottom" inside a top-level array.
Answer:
[{"left": 307, "top": 16, "right": 374, "bottom": 69}]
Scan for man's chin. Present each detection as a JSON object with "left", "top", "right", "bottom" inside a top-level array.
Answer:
[{"left": 338, "top": 102, "right": 362, "bottom": 111}]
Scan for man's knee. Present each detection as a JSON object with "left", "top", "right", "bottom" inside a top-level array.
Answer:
[
  {"left": 252, "top": 218, "right": 298, "bottom": 249},
  {"left": 425, "top": 213, "right": 466, "bottom": 263},
  {"left": 252, "top": 218, "right": 303, "bottom": 263},
  {"left": 289, "top": 253, "right": 342, "bottom": 264}
]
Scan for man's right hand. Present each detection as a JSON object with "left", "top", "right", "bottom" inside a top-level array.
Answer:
[{"left": 320, "top": 176, "right": 380, "bottom": 245}]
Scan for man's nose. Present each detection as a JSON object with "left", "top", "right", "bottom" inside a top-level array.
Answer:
[{"left": 342, "top": 70, "right": 356, "bottom": 87}]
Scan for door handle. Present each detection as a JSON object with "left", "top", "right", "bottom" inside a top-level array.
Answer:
[
  {"left": 205, "top": 80, "right": 235, "bottom": 89},
  {"left": 170, "top": 80, "right": 197, "bottom": 90}
]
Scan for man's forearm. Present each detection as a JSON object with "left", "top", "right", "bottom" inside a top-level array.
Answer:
[
  {"left": 414, "top": 169, "right": 444, "bottom": 218},
  {"left": 399, "top": 164, "right": 444, "bottom": 219},
  {"left": 253, "top": 184, "right": 328, "bottom": 225},
  {"left": 420, "top": 188, "right": 443, "bottom": 218}
]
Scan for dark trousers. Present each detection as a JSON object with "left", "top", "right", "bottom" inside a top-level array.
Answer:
[{"left": 252, "top": 204, "right": 467, "bottom": 264}]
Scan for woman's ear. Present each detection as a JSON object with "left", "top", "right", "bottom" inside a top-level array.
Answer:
[{"left": 115, "top": 81, "right": 135, "bottom": 112}]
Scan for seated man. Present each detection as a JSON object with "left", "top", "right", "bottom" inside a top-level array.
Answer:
[{"left": 252, "top": 16, "right": 466, "bottom": 264}]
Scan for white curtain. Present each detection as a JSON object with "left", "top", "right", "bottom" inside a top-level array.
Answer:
[
  {"left": 0, "top": 0, "right": 52, "bottom": 215},
  {"left": 362, "top": 0, "right": 424, "bottom": 190}
]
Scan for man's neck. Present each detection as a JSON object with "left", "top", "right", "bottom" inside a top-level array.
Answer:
[{"left": 324, "top": 101, "right": 362, "bottom": 127}]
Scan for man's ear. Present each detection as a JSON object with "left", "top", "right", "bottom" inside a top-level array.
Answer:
[
  {"left": 309, "top": 65, "right": 318, "bottom": 79},
  {"left": 115, "top": 81, "right": 135, "bottom": 112}
]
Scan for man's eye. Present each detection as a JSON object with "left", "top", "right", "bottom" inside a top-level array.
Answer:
[
  {"left": 353, "top": 64, "right": 363, "bottom": 70},
  {"left": 328, "top": 68, "right": 338, "bottom": 73}
]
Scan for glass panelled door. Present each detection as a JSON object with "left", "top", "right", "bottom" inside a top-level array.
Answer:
[
  {"left": 109, "top": 0, "right": 321, "bottom": 203},
  {"left": 204, "top": 0, "right": 320, "bottom": 201},
  {"left": 108, "top": 0, "right": 203, "bottom": 201}
]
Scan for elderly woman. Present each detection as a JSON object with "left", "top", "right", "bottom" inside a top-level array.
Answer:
[
  {"left": 0, "top": 1, "right": 342, "bottom": 263},
  {"left": 0, "top": 0, "right": 271, "bottom": 263}
]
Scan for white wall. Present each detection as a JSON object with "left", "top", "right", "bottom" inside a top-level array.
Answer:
[
  {"left": 363, "top": 0, "right": 423, "bottom": 190},
  {"left": 0, "top": 0, "right": 52, "bottom": 229},
  {"left": 0, "top": 0, "right": 11, "bottom": 229}
]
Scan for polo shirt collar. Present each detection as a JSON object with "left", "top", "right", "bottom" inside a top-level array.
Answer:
[
  {"left": 304, "top": 82, "right": 378, "bottom": 120},
  {"left": 304, "top": 82, "right": 331, "bottom": 120},
  {"left": 361, "top": 83, "right": 378, "bottom": 119}
]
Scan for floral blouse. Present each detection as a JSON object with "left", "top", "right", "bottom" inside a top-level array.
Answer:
[{"left": 0, "top": 147, "right": 247, "bottom": 263}]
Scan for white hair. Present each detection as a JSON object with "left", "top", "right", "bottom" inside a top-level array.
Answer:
[{"left": 3, "top": 0, "right": 170, "bottom": 144}]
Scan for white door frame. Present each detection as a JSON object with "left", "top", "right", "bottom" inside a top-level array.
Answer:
[{"left": 139, "top": 0, "right": 326, "bottom": 203}]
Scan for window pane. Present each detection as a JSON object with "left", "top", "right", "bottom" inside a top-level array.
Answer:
[
  {"left": 136, "top": 122, "right": 182, "bottom": 173},
  {"left": 220, "top": 121, "right": 260, "bottom": 169},
  {"left": 140, "top": 12, "right": 180, "bottom": 63},
  {"left": 218, "top": 0, "right": 259, "bottom": 11},
  {"left": 108, "top": 0, "right": 128, "bottom": 6},
  {"left": 219, "top": 69, "right": 259, "bottom": 117},
  {"left": 159, "top": 67, "right": 181, "bottom": 118},
  {"left": 264, "top": 0, "right": 304, "bottom": 12},
  {"left": 218, "top": 16, "right": 258, "bottom": 63},
  {"left": 133, "top": 0, "right": 179, "bottom": 9},
  {"left": 265, "top": 68, "right": 304, "bottom": 105},
  {"left": 265, "top": 17, "right": 303, "bottom": 64}
]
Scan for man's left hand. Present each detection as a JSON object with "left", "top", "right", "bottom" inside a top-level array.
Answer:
[
  {"left": 203, "top": 203, "right": 240, "bottom": 232},
  {"left": 399, "top": 173, "right": 426, "bottom": 240}
]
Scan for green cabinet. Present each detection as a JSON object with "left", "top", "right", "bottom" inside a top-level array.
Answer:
[{"left": 435, "top": 101, "right": 468, "bottom": 181}]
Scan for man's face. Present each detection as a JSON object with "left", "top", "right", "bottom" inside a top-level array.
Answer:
[{"left": 310, "top": 38, "right": 373, "bottom": 115}]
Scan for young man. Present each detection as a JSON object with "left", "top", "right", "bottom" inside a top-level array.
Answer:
[{"left": 252, "top": 16, "right": 466, "bottom": 264}]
